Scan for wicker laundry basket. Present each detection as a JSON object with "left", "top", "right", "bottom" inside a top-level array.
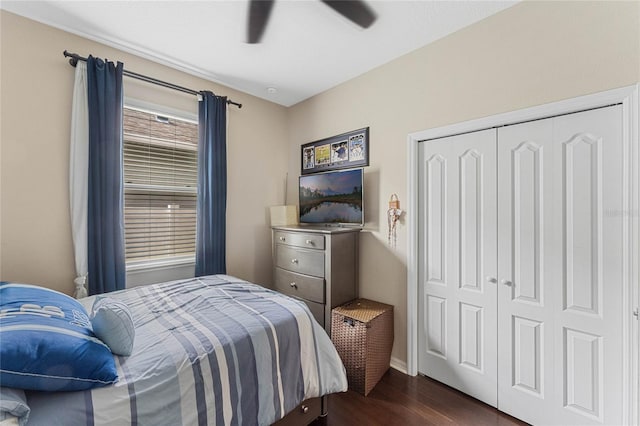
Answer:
[{"left": 331, "top": 299, "right": 394, "bottom": 396}]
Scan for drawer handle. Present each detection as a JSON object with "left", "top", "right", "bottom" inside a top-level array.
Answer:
[
  {"left": 301, "top": 405, "right": 309, "bottom": 414},
  {"left": 279, "top": 236, "right": 286, "bottom": 242},
  {"left": 291, "top": 258, "right": 298, "bottom": 264},
  {"left": 305, "top": 239, "right": 314, "bottom": 245},
  {"left": 290, "top": 282, "right": 297, "bottom": 289}
]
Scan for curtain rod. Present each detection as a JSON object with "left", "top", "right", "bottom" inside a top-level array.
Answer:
[{"left": 63, "top": 50, "right": 242, "bottom": 109}]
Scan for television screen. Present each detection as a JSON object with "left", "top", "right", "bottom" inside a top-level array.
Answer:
[{"left": 299, "top": 168, "right": 363, "bottom": 226}]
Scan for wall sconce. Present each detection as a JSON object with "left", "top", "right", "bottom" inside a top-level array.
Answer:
[{"left": 388, "top": 194, "right": 403, "bottom": 248}]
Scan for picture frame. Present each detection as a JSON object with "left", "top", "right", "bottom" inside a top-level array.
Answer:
[{"left": 301, "top": 127, "right": 369, "bottom": 174}]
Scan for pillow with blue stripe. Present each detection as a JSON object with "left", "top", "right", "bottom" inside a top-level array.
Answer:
[{"left": 0, "top": 282, "right": 118, "bottom": 391}]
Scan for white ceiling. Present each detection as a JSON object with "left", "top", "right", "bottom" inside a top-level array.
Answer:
[{"left": 1, "top": 0, "right": 518, "bottom": 106}]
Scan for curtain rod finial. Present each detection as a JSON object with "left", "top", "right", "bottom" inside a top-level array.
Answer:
[{"left": 64, "top": 50, "right": 79, "bottom": 67}]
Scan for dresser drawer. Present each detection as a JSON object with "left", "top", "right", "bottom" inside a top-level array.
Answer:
[
  {"left": 274, "top": 267, "right": 325, "bottom": 304},
  {"left": 304, "top": 299, "right": 325, "bottom": 328},
  {"left": 274, "top": 231, "right": 325, "bottom": 250},
  {"left": 275, "top": 245, "right": 325, "bottom": 278}
]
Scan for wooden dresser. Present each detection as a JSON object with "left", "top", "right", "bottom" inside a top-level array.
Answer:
[{"left": 271, "top": 225, "right": 360, "bottom": 333}]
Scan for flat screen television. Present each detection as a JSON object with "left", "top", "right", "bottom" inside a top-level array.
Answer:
[{"left": 299, "top": 168, "right": 363, "bottom": 226}]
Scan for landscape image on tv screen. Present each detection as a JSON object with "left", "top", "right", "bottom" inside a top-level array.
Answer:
[{"left": 299, "top": 168, "right": 363, "bottom": 225}]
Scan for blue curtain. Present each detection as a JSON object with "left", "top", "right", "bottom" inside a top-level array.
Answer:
[
  {"left": 86, "top": 56, "right": 126, "bottom": 295},
  {"left": 195, "top": 91, "right": 227, "bottom": 276}
]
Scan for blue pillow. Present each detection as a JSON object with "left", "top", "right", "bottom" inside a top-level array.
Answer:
[
  {"left": 0, "top": 282, "right": 118, "bottom": 391},
  {"left": 91, "top": 297, "right": 135, "bottom": 356}
]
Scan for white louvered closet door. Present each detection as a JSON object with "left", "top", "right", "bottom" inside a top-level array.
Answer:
[
  {"left": 417, "top": 128, "right": 498, "bottom": 407},
  {"left": 418, "top": 104, "right": 627, "bottom": 425}
]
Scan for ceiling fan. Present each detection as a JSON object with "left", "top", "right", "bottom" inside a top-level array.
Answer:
[{"left": 247, "top": 0, "right": 377, "bottom": 44}]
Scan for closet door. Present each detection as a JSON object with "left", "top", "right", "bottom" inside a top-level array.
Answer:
[
  {"left": 497, "top": 105, "right": 625, "bottom": 425},
  {"left": 418, "top": 129, "right": 498, "bottom": 406},
  {"left": 496, "top": 117, "right": 557, "bottom": 423}
]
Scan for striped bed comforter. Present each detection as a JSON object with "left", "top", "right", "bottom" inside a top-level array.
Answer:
[{"left": 25, "top": 275, "right": 348, "bottom": 425}]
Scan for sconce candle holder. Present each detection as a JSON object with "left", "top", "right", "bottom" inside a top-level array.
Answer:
[{"left": 387, "top": 194, "right": 403, "bottom": 248}]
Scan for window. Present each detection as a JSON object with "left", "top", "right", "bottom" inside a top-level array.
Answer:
[{"left": 122, "top": 106, "right": 198, "bottom": 269}]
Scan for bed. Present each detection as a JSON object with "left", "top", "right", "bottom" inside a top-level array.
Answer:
[{"left": 0, "top": 275, "right": 348, "bottom": 425}]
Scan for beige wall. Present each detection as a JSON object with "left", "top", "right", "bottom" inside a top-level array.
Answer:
[
  {"left": 287, "top": 0, "right": 640, "bottom": 365},
  {"left": 0, "top": 10, "right": 289, "bottom": 294}
]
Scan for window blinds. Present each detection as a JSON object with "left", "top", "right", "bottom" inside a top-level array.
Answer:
[{"left": 123, "top": 107, "right": 198, "bottom": 265}]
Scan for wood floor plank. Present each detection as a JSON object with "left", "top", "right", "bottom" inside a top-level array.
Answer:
[{"left": 312, "top": 368, "right": 528, "bottom": 426}]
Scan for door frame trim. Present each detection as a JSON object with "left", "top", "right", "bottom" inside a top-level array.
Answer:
[{"left": 406, "top": 84, "right": 639, "bottom": 422}]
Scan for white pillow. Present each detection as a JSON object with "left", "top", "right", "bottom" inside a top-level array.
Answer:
[{"left": 91, "top": 297, "right": 135, "bottom": 356}]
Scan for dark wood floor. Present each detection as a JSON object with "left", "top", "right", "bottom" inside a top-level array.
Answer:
[{"left": 313, "top": 368, "right": 528, "bottom": 426}]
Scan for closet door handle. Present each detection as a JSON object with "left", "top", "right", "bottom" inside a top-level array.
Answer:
[
  {"left": 486, "top": 276, "right": 497, "bottom": 284},
  {"left": 501, "top": 279, "right": 513, "bottom": 287}
]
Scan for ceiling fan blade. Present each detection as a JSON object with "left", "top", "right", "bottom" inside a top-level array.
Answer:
[
  {"left": 321, "top": 0, "right": 376, "bottom": 29},
  {"left": 247, "top": 0, "right": 275, "bottom": 44}
]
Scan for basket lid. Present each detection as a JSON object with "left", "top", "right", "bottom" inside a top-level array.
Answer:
[{"left": 333, "top": 298, "right": 393, "bottom": 323}]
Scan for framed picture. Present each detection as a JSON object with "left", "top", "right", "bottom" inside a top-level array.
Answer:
[{"left": 301, "top": 127, "right": 369, "bottom": 174}]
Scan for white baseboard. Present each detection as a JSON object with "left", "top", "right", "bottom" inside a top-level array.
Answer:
[{"left": 390, "top": 356, "right": 408, "bottom": 375}]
